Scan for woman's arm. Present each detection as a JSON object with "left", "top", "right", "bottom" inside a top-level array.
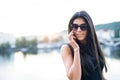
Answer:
[
  {"left": 102, "top": 72, "right": 107, "bottom": 80},
  {"left": 61, "top": 30, "right": 82, "bottom": 80},
  {"left": 61, "top": 44, "right": 82, "bottom": 80}
]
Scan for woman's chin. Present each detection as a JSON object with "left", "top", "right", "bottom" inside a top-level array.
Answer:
[{"left": 77, "top": 37, "right": 85, "bottom": 41}]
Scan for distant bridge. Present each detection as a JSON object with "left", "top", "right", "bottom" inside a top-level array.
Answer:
[{"left": 99, "top": 38, "right": 120, "bottom": 47}]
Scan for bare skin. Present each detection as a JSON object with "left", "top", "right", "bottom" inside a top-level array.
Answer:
[{"left": 61, "top": 18, "right": 87, "bottom": 80}]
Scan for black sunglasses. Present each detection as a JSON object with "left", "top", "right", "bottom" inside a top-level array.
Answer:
[{"left": 70, "top": 24, "right": 88, "bottom": 31}]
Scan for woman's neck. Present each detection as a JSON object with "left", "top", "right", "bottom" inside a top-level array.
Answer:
[{"left": 80, "top": 39, "right": 87, "bottom": 45}]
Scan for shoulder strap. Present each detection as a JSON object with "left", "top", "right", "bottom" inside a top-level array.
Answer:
[{"left": 67, "top": 44, "right": 74, "bottom": 58}]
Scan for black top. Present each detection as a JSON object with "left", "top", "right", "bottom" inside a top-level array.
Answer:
[
  {"left": 67, "top": 43, "right": 104, "bottom": 80},
  {"left": 81, "top": 58, "right": 104, "bottom": 80}
]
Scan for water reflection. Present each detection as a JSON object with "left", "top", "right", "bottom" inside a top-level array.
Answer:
[
  {"left": 0, "top": 53, "right": 14, "bottom": 63},
  {"left": 0, "top": 50, "right": 68, "bottom": 80},
  {"left": 0, "top": 46, "right": 120, "bottom": 80},
  {"left": 110, "top": 47, "right": 120, "bottom": 59},
  {"left": 102, "top": 45, "right": 120, "bottom": 59}
]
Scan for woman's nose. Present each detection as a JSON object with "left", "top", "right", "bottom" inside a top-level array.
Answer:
[{"left": 77, "top": 27, "right": 82, "bottom": 31}]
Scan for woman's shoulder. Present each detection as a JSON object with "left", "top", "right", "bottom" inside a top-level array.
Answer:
[
  {"left": 61, "top": 43, "right": 73, "bottom": 62},
  {"left": 61, "top": 43, "right": 70, "bottom": 52},
  {"left": 61, "top": 43, "right": 73, "bottom": 56}
]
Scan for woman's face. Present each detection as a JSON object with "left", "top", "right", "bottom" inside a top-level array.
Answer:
[{"left": 72, "top": 18, "right": 87, "bottom": 41}]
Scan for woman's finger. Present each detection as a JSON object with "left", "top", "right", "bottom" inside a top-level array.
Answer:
[{"left": 68, "top": 30, "right": 74, "bottom": 39}]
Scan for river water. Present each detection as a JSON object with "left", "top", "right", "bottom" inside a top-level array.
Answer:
[{"left": 0, "top": 47, "right": 120, "bottom": 80}]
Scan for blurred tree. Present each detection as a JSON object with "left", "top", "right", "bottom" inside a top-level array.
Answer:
[
  {"left": 27, "top": 38, "right": 38, "bottom": 54},
  {"left": 0, "top": 42, "right": 11, "bottom": 55},
  {"left": 15, "top": 37, "right": 38, "bottom": 54}
]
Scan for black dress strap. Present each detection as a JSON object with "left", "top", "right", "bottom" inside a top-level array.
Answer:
[{"left": 67, "top": 44, "right": 74, "bottom": 58}]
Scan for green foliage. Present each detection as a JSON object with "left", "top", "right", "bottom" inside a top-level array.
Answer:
[
  {"left": 27, "top": 38, "right": 38, "bottom": 54},
  {"left": 15, "top": 37, "right": 38, "bottom": 54},
  {"left": 16, "top": 37, "right": 29, "bottom": 48},
  {"left": 0, "top": 42, "right": 11, "bottom": 55}
]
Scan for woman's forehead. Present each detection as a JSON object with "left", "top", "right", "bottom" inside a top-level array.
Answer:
[{"left": 73, "top": 18, "right": 86, "bottom": 25}]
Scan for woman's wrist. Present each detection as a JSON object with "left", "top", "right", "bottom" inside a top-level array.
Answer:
[{"left": 74, "top": 48, "right": 79, "bottom": 53}]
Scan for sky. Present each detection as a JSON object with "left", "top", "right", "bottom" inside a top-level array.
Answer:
[{"left": 0, "top": 0, "right": 120, "bottom": 37}]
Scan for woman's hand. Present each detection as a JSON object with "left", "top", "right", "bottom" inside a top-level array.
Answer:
[
  {"left": 67, "top": 30, "right": 82, "bottom": 80},
  {"left": 68, "top": 30, "right": 79, "bottom": 51}
]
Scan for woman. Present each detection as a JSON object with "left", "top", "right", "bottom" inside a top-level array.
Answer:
[{"left": 61, "top": 10, "right": 107, "bottom": 80}]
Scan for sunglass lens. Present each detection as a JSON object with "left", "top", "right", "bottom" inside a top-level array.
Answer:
[
  {"left": 71, "top": 24, "right": 87, "bottom": 31},
  {"left": 71, "top": 24, "right": 78, "bottom": 30},
  {"left": 80, "top": 24, "right": 87, "bottom": 30}
]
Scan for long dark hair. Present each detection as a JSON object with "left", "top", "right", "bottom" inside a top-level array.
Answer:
[{"left": 68, "top": 10, "right": 107, "bottom": 79}]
